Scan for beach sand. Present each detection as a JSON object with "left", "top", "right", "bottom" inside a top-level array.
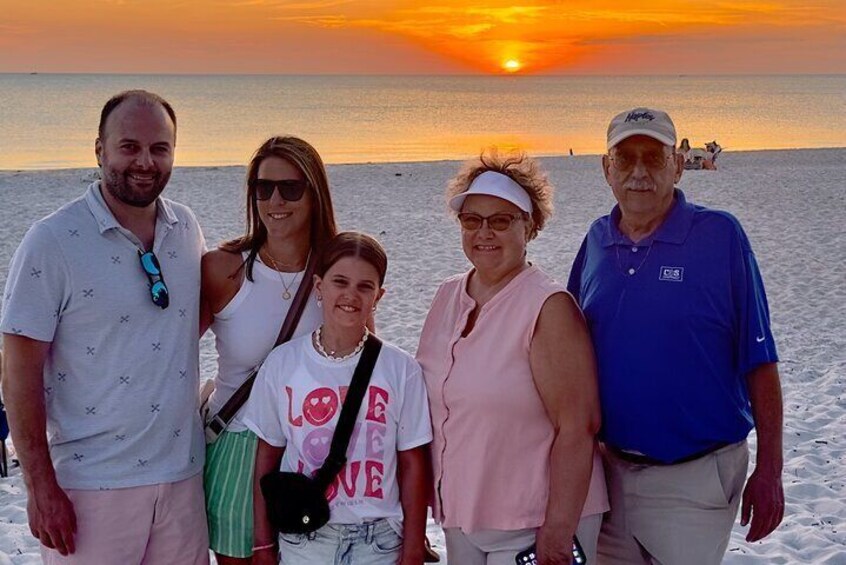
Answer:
[{"left": 0, "top": 149, "right": 844, "bottom": 563}]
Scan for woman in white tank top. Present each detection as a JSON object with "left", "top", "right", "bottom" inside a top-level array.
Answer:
[{"left": 200, "top": 136, "right": 339, "bottom": 565}]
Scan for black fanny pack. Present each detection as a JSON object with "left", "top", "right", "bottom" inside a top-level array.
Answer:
[
  {"left": 260, "top": 336, "right": 382, "bottom": 534},
  {"left": 260, "top": 470, "right": 331, "bottom": 534}
]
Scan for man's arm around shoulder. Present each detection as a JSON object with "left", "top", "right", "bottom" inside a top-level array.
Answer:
[{"left": 2, "top": 334, "right": 77, "bottom": 555}]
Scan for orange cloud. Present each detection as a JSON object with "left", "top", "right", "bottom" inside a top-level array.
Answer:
[
  {"left": 0, "top": 0, "right": 843, "bottom": 73},
  {"left": 262, "top": 0, "right": 844, "bottom": 73}
]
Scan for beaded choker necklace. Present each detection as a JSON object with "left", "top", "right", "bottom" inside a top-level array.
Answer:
[{"left": 314, "top": 326, "right": 369, "bottom": 362}]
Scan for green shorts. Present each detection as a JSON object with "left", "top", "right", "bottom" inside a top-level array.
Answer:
[{"left": 204, "top": 428, "right": 259, "bottom": 558}]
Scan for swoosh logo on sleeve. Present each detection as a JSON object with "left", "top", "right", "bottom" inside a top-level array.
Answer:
[{"left": 756, "top": 336, "right": 766, "bottom": 343}]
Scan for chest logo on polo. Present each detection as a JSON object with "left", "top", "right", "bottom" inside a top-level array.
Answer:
[{"left": 659, "top": 266, "right": 684, "bottom": 282}]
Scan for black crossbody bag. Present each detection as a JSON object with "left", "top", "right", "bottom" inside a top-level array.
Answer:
[{"left": 260, "top": 335, "right": 383, "bottom": 534}]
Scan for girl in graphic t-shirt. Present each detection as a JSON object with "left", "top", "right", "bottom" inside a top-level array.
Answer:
[{"left": 242, "top": 232, "right": 433, "bottom": 565}]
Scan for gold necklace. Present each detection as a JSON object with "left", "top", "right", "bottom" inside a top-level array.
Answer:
[
  {"left": 262, "top": 249, "right": 306, "bottom": 300},
  {"left": 615, "top": 243, "right": 653, "bottom": 277}
]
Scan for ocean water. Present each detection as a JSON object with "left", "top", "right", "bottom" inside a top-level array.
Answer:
[{"left": 0, "top": 73, "right": 844, "bottom": 169}]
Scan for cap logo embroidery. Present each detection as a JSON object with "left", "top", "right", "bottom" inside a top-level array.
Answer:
[
  {"left": 625, "top": 111, "right": 655, "bottom": 123},
  {"left": 659, "top": 266, "right": 684, "bottom": 282}
]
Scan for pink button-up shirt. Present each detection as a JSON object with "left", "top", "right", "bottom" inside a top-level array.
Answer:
[{"left": 416, "top": 266, "right": 608, "bottom": 532}]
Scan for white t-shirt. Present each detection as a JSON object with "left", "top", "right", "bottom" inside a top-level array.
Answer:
[{"left": 241, "top": 333, "right": 432, "bottom": 529}]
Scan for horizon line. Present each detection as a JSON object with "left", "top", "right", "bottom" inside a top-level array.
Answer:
[
  {"left": 3, "top": 146, "right": 845, "bottom": 174},
  {"left": 3, "top": 71, "right": 845, "bottom": 78}
]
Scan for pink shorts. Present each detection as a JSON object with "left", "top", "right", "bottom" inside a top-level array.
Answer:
[{"left": 41, "top": 473, "right": 209, "bottom": 565}]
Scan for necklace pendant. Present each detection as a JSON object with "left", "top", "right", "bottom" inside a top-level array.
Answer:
[{"left": 282, "top": 290, "right": 292, "bottom": 300}]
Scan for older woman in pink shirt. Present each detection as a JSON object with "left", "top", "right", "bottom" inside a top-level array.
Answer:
[{"left": 416, "top": 151, "right": 608, "bottom": 565}]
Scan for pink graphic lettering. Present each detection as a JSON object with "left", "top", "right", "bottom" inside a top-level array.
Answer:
[
  {"left": 365, "top": 422, "right": 386, "bottom": 459},
  {"left": 364, "top": 461, "right": 384, "bottom": 499},
  {"left": 302, "top": 428, "right": 333, "bottom": 467},
  {"left": 302, "top": 387, "right": 339, "bottom": 426},
  {"left": 347, "top": 423, "right": 362, "bottom": 456},
  {"left": 337, "top": 461, "right": 361, "bottom": 498},
  {"left": 325, "top": 478, "right": 338, "bottom": 502},
  {"left": 365, "top": 386, "right": 389, "bottom": 424},
  {"left": 286, "top": 386, "right": 302, "bottom": 427}
]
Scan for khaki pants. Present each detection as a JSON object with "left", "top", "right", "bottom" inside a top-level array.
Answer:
[
  {"left": 444, "top": 513, "right": 603, "bottom": 565},
  {"left": 598, "top": 441, "right": 748, "bottom": 565}
]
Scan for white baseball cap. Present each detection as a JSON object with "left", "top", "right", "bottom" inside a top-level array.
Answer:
[
  {"left": 607, "top": 107, "right": 677, "bottom": 150},
  {"left": 448, "top": 170, "right": 533, "bottom": 214}
]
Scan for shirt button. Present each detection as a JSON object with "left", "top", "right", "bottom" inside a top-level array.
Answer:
[
  {"left": 632, "top": 247, "right": 638, "bottom": 252},
  {"left": 628, "top": 268, "right": 636, "bottom": 275}
]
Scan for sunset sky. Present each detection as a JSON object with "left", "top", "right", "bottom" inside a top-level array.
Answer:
[{"left": 1, "top": 1, "right": 844, "bottom": 75}]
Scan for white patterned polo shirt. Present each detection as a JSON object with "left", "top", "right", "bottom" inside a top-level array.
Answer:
[{"left": 1, "top": 182, "right": 205, "bottom": 489}]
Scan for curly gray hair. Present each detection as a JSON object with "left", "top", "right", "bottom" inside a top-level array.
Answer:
[{"left": 446, "top": 148, "right": 553, "bottom": 240}]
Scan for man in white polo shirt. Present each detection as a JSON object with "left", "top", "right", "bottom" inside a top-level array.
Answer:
[{"left": 1, "top": 90, "right": 208, "bottom": 564}]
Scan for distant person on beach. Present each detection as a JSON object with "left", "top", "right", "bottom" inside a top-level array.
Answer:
[
  {"left": 678, "top": 137, "right": 691, "bottom": 163},
  {"left": 199, "top": 136, "right": 338, "bottom": 564},
  {"left": 0, "top": 90, "right": 209, "bottom": 563},
  {"left": 704, "top": 140, "right": 722, "bottom": 170},
  {"left": 243, "top": 232, "right": 432, "bottom": 565},
  {"left": 416, "top": 150, "right": 609, "bottom": 564},
  {"left": 568, "top": 107, "right": 784, "bottom": 564},
  {"left": 682, "top": 139, "right": 722, "bottom": 171}
]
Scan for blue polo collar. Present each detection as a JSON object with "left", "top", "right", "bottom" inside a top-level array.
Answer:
[
  {"left": 85, "top": 181, "right": 179, "bottom": 234},
  {"left": 602, "top": 188, "right": 694, "bottom": 247}
]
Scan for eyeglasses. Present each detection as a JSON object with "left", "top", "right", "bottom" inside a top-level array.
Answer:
[
  {"left": 457, "top": 212, "right": 525, "bottom": 232},
  {"left": 138, "top": 251, "right": 169, "bottom": 309},
  {"left": 252, "top": 179, "right": 309, "bottom": 202},
  {"left": 609, "top": 151, "right": 674, "bottom": 172}
]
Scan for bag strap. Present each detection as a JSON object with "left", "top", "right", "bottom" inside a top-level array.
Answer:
[
  {"left": 206, "top": 253, "right": 317, "bottom": 437},
  {"left": 313, "top": 335, "right": 383, "bottom": 489}
]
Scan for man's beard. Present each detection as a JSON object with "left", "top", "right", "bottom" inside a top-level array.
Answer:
[{"left": 101, "top": 167, "right": 170, "bottom": 208}]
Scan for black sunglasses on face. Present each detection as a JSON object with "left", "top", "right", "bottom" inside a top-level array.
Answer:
[
  {"left": 457, "top": 212, "right": 525, "bottom": 232},
  {"left": 252, "top": 179, "right": 309, "bottom": 202},
  {"left": 138, "top": 251, "right": 169, "bottom": 309}
]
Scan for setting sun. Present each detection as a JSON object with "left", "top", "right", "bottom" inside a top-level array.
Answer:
[
  {"left": 0, "top": 1, "right": 843, "bottom": 75},
  {"left": 503, "top": 59, "right": 522, "bottom": 73}
]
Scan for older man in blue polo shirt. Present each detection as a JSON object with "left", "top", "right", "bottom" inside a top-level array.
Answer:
[{"left": 568, "top": 107, "right": 784, "bottom": 564}]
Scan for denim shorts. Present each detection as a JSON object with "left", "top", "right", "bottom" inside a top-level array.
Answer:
[{"left": 278, "top": 518, "right": 402, "bottom": 565}]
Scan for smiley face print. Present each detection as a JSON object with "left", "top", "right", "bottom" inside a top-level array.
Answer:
[{"left": 302, "top": 387, "right": 339, "bottom": 426}]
